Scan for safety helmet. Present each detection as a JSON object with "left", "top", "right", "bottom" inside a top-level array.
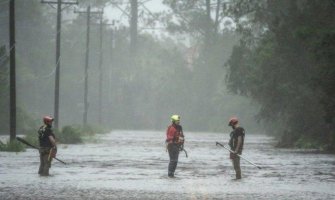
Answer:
[
  {"left": 43, "top": 116, "right": 54, "bottom": 124},
  {"left": 228, "top": 117, "right": 238, "bottom": 126},
  {"left": 171, "top": 115, "right": 180, "bottom": 122}
]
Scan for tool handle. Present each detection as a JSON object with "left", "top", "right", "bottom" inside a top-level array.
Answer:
[{"left": 216, "top": 141, "right": 262, "bottom": 169}]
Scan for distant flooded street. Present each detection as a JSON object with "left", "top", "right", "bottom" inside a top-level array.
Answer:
[{"left": 1, "top": 131, "right": 335, "bottom": 199}]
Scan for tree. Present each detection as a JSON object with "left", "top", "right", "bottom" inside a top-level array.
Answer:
[
  {"left": 225, "top": 0, "right": 335, "bottom": 150},
  {"left": 162, "top": 0, "right": 260, "bottom": 131}
]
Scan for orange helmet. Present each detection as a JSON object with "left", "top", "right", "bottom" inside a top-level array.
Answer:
[
  {"left": 228, "top": 117, "right": 238, "bottom": 126},
  {"left": 43, "top": 116, "right": 54, "bottom": 125}
]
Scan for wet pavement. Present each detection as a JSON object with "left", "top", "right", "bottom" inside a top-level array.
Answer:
[{"left": 1, "top": 130, "right": 335, "bottom": 199}]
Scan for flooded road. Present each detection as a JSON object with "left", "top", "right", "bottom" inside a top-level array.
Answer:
[{"left": 1, "top": 130, "right": 335, "bottom": 199}]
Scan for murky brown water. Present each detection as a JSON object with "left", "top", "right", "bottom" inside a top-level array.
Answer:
[{"left": 1, "top": 131, "right": 335, "bottom": 199}]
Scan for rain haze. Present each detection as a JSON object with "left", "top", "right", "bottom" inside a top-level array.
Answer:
[{"left": 0, "top": 0, "right": 335, "bottom": 199}]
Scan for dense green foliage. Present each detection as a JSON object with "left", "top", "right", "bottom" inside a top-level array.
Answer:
[{"left": 225, "top": 0, "right": 335, "bottom": 150}]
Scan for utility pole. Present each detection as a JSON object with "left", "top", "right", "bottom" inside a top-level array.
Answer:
[
  {"left": 41, "top": 0, "right": 78, "bottom": 129},
  {"left": 109, "top": 23, "right": 115, "bottom": 121},
  {"left": 84, "top": 5, "right": 90, "bottom": 126},
  {"left": 130, "top": 0, "right": 138, "bottom": 55},
  {"left": 98, "top": 20, "right": 117, "bottom": 125},
  {"left": 98, "top": 10, "right": 103, "bottom": 125},
  {"left": 9, "top": 0, "right": 16, "bottom": 142},
  {"left": 75, "top": 6, "right": 103, "bottom": 126}
]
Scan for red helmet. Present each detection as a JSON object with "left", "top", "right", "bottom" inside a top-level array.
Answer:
[
  {"left": 228, "top": 117, "right": 238, "bottom": 126},
  {"left": 43, "top": 116, "right": 54, "bottom": 124}
]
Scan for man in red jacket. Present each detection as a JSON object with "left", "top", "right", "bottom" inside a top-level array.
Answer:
[{"left": 166, "top": 115, "right": 184, "bottom": 178}]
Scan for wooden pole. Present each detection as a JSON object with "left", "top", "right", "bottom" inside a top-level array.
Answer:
[
  {"left": 83, "top": 5, "right": 91, "bottom": 126},
  {"left": 98, "top": 11, "right": 103, "bottom": 125},
  {"left": 9, "top": 0, "right": 16, "bottom": 142},
  {"left": 53, "top": 0, "right": 61, "bottom": 129},
  {"left": 41, "top": 0, "right": 78, "bottom": 129}
]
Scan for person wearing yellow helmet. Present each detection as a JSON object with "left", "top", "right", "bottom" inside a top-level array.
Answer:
[
  {"left": 171, "top": 115, "right": 180, "bottom": 123},
  {"left": 166, "top": 114, "right": 185, "bottom": 178}
]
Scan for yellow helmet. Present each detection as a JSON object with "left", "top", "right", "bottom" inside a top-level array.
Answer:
[{"left": 171, "top": 115, "right": 180, "bottom": 122}]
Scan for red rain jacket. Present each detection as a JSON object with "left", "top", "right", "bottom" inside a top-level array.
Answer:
[{"left": 166, "top": 124, "right": 184, "bottom": 144}]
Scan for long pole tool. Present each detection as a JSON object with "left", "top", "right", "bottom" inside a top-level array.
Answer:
[
  {"left": 16, "top": 137, "right": 66, "bottom": 165},
  {"left": 182, "top": 148, "right": 188, "bottom": 158},
  {"left": 216, "top": 141, "right": 261, "bottom": 169}
]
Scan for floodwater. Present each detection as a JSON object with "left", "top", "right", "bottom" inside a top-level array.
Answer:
[{"left": 1, "top": 130, "right": 335, "bottom": 200}]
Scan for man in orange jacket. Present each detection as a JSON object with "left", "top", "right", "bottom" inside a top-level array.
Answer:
[{"left": 166, "top": 115, "right": 184, "bottom": 178}]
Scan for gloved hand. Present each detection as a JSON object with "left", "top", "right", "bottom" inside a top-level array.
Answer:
[{"left": 178, "top": 137, "right": 184, "bottom": 144}]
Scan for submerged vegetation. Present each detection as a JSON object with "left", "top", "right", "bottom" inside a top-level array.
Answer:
[
  {"left": 23, "top": 124, "right": 105, "bottom": 146},
  {"left": 0, "top": 139, "right": 25, "bottom": 152},
  {"left": 57, "top": 124, "right": 107, "bottom": 144},
  {"left": 0, "top": 124, "right": 105, "bottom": 152}
]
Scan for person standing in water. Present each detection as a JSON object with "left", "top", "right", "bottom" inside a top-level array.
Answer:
[
  {"left": 228, "top": 117, "right": 245, "bottom": 179},
  {"left": 38, "top": 116, "right": 57, "bottom": 176},
  {"left": 166, "top": 115, "right": 184, "bottom": 178}
]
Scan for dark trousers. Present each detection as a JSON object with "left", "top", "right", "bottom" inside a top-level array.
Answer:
[
  {"left": 39, "top": 148, "right": 51, "bottom": 176},
  {"left": 232, "top": 156, "right": 241, "bottom": 179},
  {"left": 168, "top": 143, "right": 179, "bottom": 176}
]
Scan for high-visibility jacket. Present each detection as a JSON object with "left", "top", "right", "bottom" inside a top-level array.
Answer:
[{"left": 166, "top": 123, "right": 184, "bottom": 144}]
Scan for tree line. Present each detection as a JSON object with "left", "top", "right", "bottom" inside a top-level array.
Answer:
[
  {"left": 0, "top": 0, "right": 259, "bottom": 137},
  {"left": 224, "top": 0, "right": 335, "bottom": 150},
  {"left": 9, "top": 0, "right": 335, "bottom": 153}
]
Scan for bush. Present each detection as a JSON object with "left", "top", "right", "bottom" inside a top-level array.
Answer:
[
  {"left": 83, "top": 124, "right": 109, "bottom": 135},
  {"left": 0, "top": 139, "right": 25, "bottom": 152},
  {"left": 23, "top": 124, "right": 108, "bottom": 145},
  {"left": 294, "top": 136, "right": 323, "bottom": 150},
  {"left": 57, "top": 125, "right": 83, "bottom": 144}
]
